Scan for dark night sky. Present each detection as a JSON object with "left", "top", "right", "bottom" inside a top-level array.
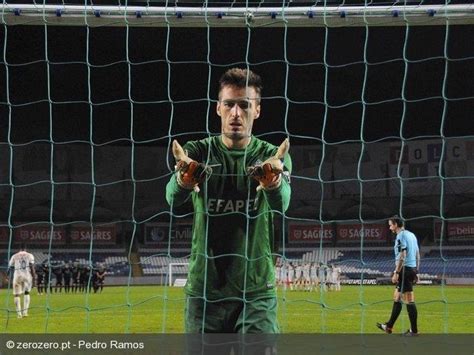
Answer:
[{"left": 1, "top": 24, "right": 474, "bottom": 147}]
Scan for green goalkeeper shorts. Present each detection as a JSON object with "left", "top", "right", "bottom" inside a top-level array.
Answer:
[{"left": 184, "top": 296, "right": 279, "bottom": 333}]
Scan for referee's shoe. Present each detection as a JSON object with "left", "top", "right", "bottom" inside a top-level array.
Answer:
[
  {"left": 402, "top": 329, "right": 419, "bottom": 337},
  {"left": 376, "top": 322, "right": 393, "bottom": 334}
]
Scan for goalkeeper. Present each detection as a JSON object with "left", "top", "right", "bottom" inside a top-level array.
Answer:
[{"left": 166, "top": 68, "right": 291, "bottom": 333}]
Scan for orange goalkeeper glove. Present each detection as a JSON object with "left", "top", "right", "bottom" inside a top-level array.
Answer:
[
  {"left": 247, "top": 138, "right": 290, "bottom": 191},
  {"left": 172, "top": 140, "right": 212, "bottom": 193}
]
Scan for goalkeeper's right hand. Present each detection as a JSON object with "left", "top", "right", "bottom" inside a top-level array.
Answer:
[{"left": 172, "top": 140, "right": 212, "bottom": 193}]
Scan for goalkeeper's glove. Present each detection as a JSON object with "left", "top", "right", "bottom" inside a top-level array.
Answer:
[
  {"left": 172, "top": 140, "right": 212, "bottom": 193},
  {"left": 247, "top": 138, "right": 290, "bottom": 191}
]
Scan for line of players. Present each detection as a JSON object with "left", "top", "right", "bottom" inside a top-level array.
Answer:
[
  {"left": 276, "top": 262, "right": 342, "bottom": 291},
  {"left": 35, "top": 262, "right": 106, "bottom": 294}
]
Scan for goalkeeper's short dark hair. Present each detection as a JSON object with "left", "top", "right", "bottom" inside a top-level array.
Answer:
[
  {"left": 218, "top": 68, "right": 262, "bottom": 101},
  {"left": 389, "top": 216, "right": 404, "bottom": 228}
]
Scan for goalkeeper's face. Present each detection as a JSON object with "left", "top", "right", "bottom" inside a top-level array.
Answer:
[{"left": 217, "top": 85, "right": 261, "bottom": 147}]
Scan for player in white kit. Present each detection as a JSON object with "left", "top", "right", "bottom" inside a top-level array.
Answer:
[
  {"left": 279, "top": 262, "right": 287, "bottom": 290},
  {"left": 318, "top": 263, "right": 327, "bottom": 292},
  {"left": 287, "top": 263, "right": 295, "bottom": 291},
  {"left": 326, "top": 265, "right": 334, "bottom": 291},
  {"left": 332, "top": 264, "right": 342, "bottom": 291},
  {"left": 310, "top": 263, "right": 319, "bottom": 292},
  {"left": 8, "top": 244, "right": 36, "bottom": 318},
  {"left": 294, "top": 263, "right": 303, "bottom": 290},
  {"left": 303, "top": 263, "right": 311, "bottom": 291}
]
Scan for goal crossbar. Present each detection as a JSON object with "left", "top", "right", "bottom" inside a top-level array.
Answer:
[{"left": 2, "top": 4, "right": 474, "bottom": 27}]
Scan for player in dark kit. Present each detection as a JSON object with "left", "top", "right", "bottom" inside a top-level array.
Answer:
[
  {"left": 93, "top": 266, "right": 106, "bottom": 293},
  {"left": 72, "top": 263, "right": 81, "bottom": 293},
  {"left": 53, "top": 265, "right": 63, "bottom": 293},
  {"left": 166, "top": 68, "right": 291, "bottom": 333},
  {"left": 35, "top": 263, "right": 44, "bottom": 295},
  {"left": 80, "top": 266, "right": 91, "bottom": 292},
  {"left": 63, "top": 263, "right": 72, "bottom": 293},
  {"left": 42, "top": 263, "right": 52, "bottom": 294}
]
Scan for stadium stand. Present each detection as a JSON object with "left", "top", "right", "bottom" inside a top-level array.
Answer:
[{"left": 139, "top": 250, "right": 189, "bottom": 276}]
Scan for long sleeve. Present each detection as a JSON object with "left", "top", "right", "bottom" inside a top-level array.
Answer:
[
  {"left": 262, "top": 153, "right": 292, "bottom": 213},
  {"left": 165, "top": 142, "right": 199, "bottom": 208},
  {"left": 165, "top": 172, "right": 193, "bottom": 208}
]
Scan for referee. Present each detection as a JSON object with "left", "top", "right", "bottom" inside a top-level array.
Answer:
[{"left": 377, "top": 216, "right": 420, "bottom": 336}]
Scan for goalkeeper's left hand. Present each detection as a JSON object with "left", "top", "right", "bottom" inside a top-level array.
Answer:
[{"left": 247, "top": 138, "right": 289, "bottom": 191}]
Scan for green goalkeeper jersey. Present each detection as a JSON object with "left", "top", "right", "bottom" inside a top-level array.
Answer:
[{"left": 166, "top": 136, "right": 292, "bottom": 301}]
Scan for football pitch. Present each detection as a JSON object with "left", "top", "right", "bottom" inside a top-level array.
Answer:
[{"left": 0, "top": 285, "right": 472, "bottom": 334}]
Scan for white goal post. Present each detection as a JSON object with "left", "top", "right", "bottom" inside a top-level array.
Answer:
[
  {"left": 1, "top": 4, "right": 474, "bottom": 27},
  {"left": 168, "top": 262, "right": 189, "bottom": 287}
]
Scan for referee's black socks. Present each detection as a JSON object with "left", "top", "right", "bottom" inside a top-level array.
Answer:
[
  {"left": 406, "top": 302, "right": 418, "bottom": 333},
  {"left": 387, "top": 301, "right": 402, "bottom": 328}
]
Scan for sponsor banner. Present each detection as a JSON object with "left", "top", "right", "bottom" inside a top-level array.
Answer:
[
  {"left": 341, "top": 279, "right": 378, "bottom": 285},
  {"left": 288, "top": 224, "right": 334, "bottom": 243},
  {"left": 70, "top": 225, "right": 116, "bottom": 244},
  {"left": 14, "top": 225, "right": 66, "bottom": 244},
  {"left": 434, "top": 220, "right": 474, "bottom": 241},
  {"left": 288, "top": 223, "right": 388, "bottom": 243},
  {"left": 447, "top": 221, "right": 474, "bottom": 241},
  {"left": 336, "top": 224, "right": 388, "bottom": 242},
  {"left": 145, "top": 222, "right": 192, "bottom": 245}
]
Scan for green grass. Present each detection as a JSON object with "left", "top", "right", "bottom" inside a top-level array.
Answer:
[{"left": 0, "top": 285, "right": 472, "bottom": 333}]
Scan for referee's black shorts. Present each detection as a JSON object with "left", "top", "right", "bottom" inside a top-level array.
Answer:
[{"left": 396, "top": 266, "right": 417, "bottom": 293}]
